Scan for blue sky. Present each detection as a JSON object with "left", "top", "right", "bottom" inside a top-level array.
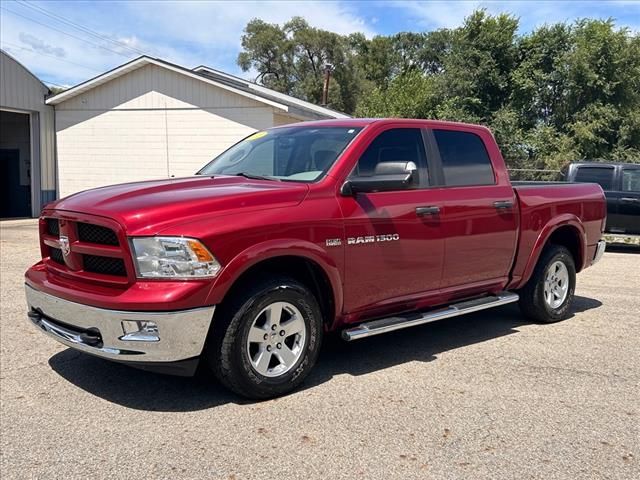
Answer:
[{"left": 1, "top": 0, "right": 639, "bottom": 88}]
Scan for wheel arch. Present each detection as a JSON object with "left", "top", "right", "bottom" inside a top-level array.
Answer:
[
  {"left": 206, "top": 240, "right": 343, "bottom": 330},
  {"left": 515, "top": 216, "right": 586, "bottom": 289},
  {"left": 547, "top": 226, "right": 584, "bottom": 269}
]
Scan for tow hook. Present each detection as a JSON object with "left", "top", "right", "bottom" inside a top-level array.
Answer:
[{"left": 79, "top": 328, "right": 102, "bottom": 347}]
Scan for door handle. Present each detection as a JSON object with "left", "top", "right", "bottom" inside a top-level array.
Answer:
[
  {"left": 493, "top": 200, "right": 514, "bottom": 210},
  {"left": 620, "top": 197, "right": 639, "bottom": 202},
  {"left": 416, "top": 206, "right": 440, "bottom": 216}
]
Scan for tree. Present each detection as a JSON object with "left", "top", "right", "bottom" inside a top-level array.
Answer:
[
  {"left": 48, "top": 86, "right": 66, "bottom": 95},
  {"left": 356, "top": 70, "right": 436, "bottom": 118},
  {"left": 440, "top": 11, "right": 520, "bottom": 121},
  {"left": 237, "top": 19, "right": 294, "bottom": 92},
  {"left": 237, "top": 11, "right": 640, "bottom": 167},
  {"left": 357, "top": 10, "right": 520, "bottom": 124},
  {"left": 238, "top": 17, "right": 364, "bottom": 113},
  {"left": 511, "top": 23, "right": 573, "bottom": 129}
]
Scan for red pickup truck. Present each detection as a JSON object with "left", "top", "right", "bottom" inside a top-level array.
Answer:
[{"left": 25, "top": 119, "right": 606, "bottom": 399}]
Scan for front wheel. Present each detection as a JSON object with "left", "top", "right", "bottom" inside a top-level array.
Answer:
[
  {"left": 518, "top": 245, "right": 576, "bottom": 323},
  {"left": 206, "top": 276, "right": 323, "bottom": 399}
]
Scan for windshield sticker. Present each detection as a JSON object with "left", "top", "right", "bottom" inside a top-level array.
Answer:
[{"left": 246, "top": 131, "right": 268, "bottom": 141}]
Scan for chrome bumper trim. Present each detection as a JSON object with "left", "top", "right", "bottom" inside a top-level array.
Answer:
[
  {"left": 25, "top": 284, "right": 214, "bottom": 363},
  {"left": 592, "top": 239, "right": 606, "bottom": 265}
]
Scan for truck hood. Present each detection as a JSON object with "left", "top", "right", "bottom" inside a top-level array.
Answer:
[{"left": 48, "top": 175, "right": 309, "bottom": 235}]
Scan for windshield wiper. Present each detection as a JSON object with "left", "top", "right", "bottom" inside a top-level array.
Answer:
[{"left": 235, "top": 172, "right": 281, "bottom": 181}]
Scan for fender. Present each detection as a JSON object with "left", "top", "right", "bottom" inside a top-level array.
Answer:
[
  {"left": 509, "top": 214, "right": 586, "bottom": 290},
  {"left": 205, "top": 238, "right": 344, "bottom": 320}
]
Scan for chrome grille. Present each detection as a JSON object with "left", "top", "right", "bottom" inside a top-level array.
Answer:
[{"left": 41, "top": 214, "right": 130, "bottom": 281}]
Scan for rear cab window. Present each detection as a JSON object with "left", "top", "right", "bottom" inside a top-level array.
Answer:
[
  {"left": 433, "top": 130, "right": 495, "bottom": 186},
  {"left": 573, "top": 167, "right": 615, "bottom": 191}
]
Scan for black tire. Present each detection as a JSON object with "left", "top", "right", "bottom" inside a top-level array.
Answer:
[
  {"left": 206, "top": 276, "right": 323, "bottom": 399},
  {"left": 518, "top": 244, "right": 576, "bottom": 323}
]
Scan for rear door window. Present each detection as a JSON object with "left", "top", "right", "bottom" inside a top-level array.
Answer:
[
  {"left": 621, "top": 169, "right": 640, "bottom": 192},
  {"left": 574, "top": 167, "right": 615, "bottom": 190},
  {"left": 433, "top": 130, "right": 495, "bottom": 186}
]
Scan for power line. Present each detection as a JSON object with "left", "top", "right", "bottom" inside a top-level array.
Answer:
[
  {"left": 1, "top": 41, "right": 100, "bottom": 72},
  {"left": 0, "top": 6, "right": 133, "bottom": 58},
  {"left": 15, "top": 0, "right": 149, "bottom": 57},
  {"left": 41, "top": 79, "right": 67, "bottom": 88}
]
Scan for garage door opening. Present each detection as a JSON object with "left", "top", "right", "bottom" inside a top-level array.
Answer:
[{"left": 0, "top": 110, "right": 32, "bottom": 218}]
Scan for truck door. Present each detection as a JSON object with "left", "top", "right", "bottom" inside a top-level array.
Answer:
[
  {"left": 339, "top": 126, "right": 445, "bottom": 315},
  {"left": 617, "top": 166, "right": 640, "bottom": 234},
  {"left": 428, "top": 128, "right": 518, "bottom": 295}
]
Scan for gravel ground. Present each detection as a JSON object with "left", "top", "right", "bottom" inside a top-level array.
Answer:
[{"left": 1, "top": 219, "right": 638, "bottom": 480}]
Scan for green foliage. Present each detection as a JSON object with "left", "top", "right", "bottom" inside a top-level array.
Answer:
[
  {"left": 356, "top": 70, "right": 436, "bottom": 118},
  {"left": 48, "top": 86, "right": 66, "bottom": 95},
  {"left": 238, "top": 16, "right": 363, "bottom": 113},
  {"left": 237, "top": 11, "right": 640, "bottom": 168},
  {"left": 511, "top": 23, "right": 573, "bottom": 129}
]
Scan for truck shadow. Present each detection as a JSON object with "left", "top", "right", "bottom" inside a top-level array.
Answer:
[
  {"left": 305, "top": 296, "right": 601, "bottom": 391},
  {"left": 49, "top": 349, "right": 240, "bottom": 410},
  {"left": 48, "top": 296, "right": 601, "bottom": 411}
]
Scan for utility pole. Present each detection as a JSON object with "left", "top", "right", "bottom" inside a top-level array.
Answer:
[{"left": 321, "top": 63, "right": 333, "bottom": 107}]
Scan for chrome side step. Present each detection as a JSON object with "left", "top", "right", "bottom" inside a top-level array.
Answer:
[{"left": 342, "top": 291, "right": 519, "bottom": 341}]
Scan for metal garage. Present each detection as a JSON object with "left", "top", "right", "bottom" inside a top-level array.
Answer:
[{"left": 0, "top": 49, "right": 56, "bottom": 218}]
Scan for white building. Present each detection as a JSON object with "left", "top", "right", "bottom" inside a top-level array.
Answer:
[{"left": 46, "top": 56, "right": 348, "bottom": 199}]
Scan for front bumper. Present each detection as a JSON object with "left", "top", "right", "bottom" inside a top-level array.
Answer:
[{"left": 26, "top": 284, "right": 215, "bottom": 370}]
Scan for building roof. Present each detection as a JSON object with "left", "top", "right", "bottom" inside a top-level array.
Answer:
[
  {"left": 0, "top": 48, "right": 50, "bottom": 92},
  {"left": 193, "top": 65, "right": 350, "bottom": 120},
  {"left": 45, "top": 56, "right": 349, "bottom": 119}
]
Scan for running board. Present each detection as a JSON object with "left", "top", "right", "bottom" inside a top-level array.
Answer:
[{"left": 342, "top": 291, "right": 519, "bottom": 341}]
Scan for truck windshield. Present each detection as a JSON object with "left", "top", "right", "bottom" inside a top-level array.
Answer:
[{"left": 198, "top": 126, "right": 362, "bottom": 182}]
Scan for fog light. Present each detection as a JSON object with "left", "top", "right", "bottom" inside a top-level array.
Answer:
[{"left": 120, "top": 320, "right": 160, "bottom": 342}]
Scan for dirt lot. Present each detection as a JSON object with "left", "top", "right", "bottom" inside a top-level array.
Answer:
[{"left": 1, "top": 219, "right": 638, "bottom": 480}]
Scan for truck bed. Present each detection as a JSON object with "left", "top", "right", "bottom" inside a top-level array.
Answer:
[{"left": 509, "top": 181, "right": 606, "bottom": 288}]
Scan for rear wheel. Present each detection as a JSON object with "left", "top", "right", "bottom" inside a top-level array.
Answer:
[
  {"left": 206, "top": 276, "right": 323, "bottom": 399},
  {"left": 518, "top": 245, "right": 576, "bottom": 323}
]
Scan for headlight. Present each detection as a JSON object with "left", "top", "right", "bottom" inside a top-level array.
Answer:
[{"left": 130, "top": 237, "right": 221, "bottom": 279}]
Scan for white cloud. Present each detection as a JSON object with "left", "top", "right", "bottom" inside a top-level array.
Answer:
[
  {"left": 0, "top": 0, "right": 375, "bottom": 87},
  {"left": 17, "top": 32, "right": 66, "bottom": 57},
  {"left": 125, "top": 0, "right": 375, "bottom": 46}
]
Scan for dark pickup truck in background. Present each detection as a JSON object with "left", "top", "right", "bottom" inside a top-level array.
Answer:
[{"left": 565, "top": 162, "right": 640, "bottom": 245}]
